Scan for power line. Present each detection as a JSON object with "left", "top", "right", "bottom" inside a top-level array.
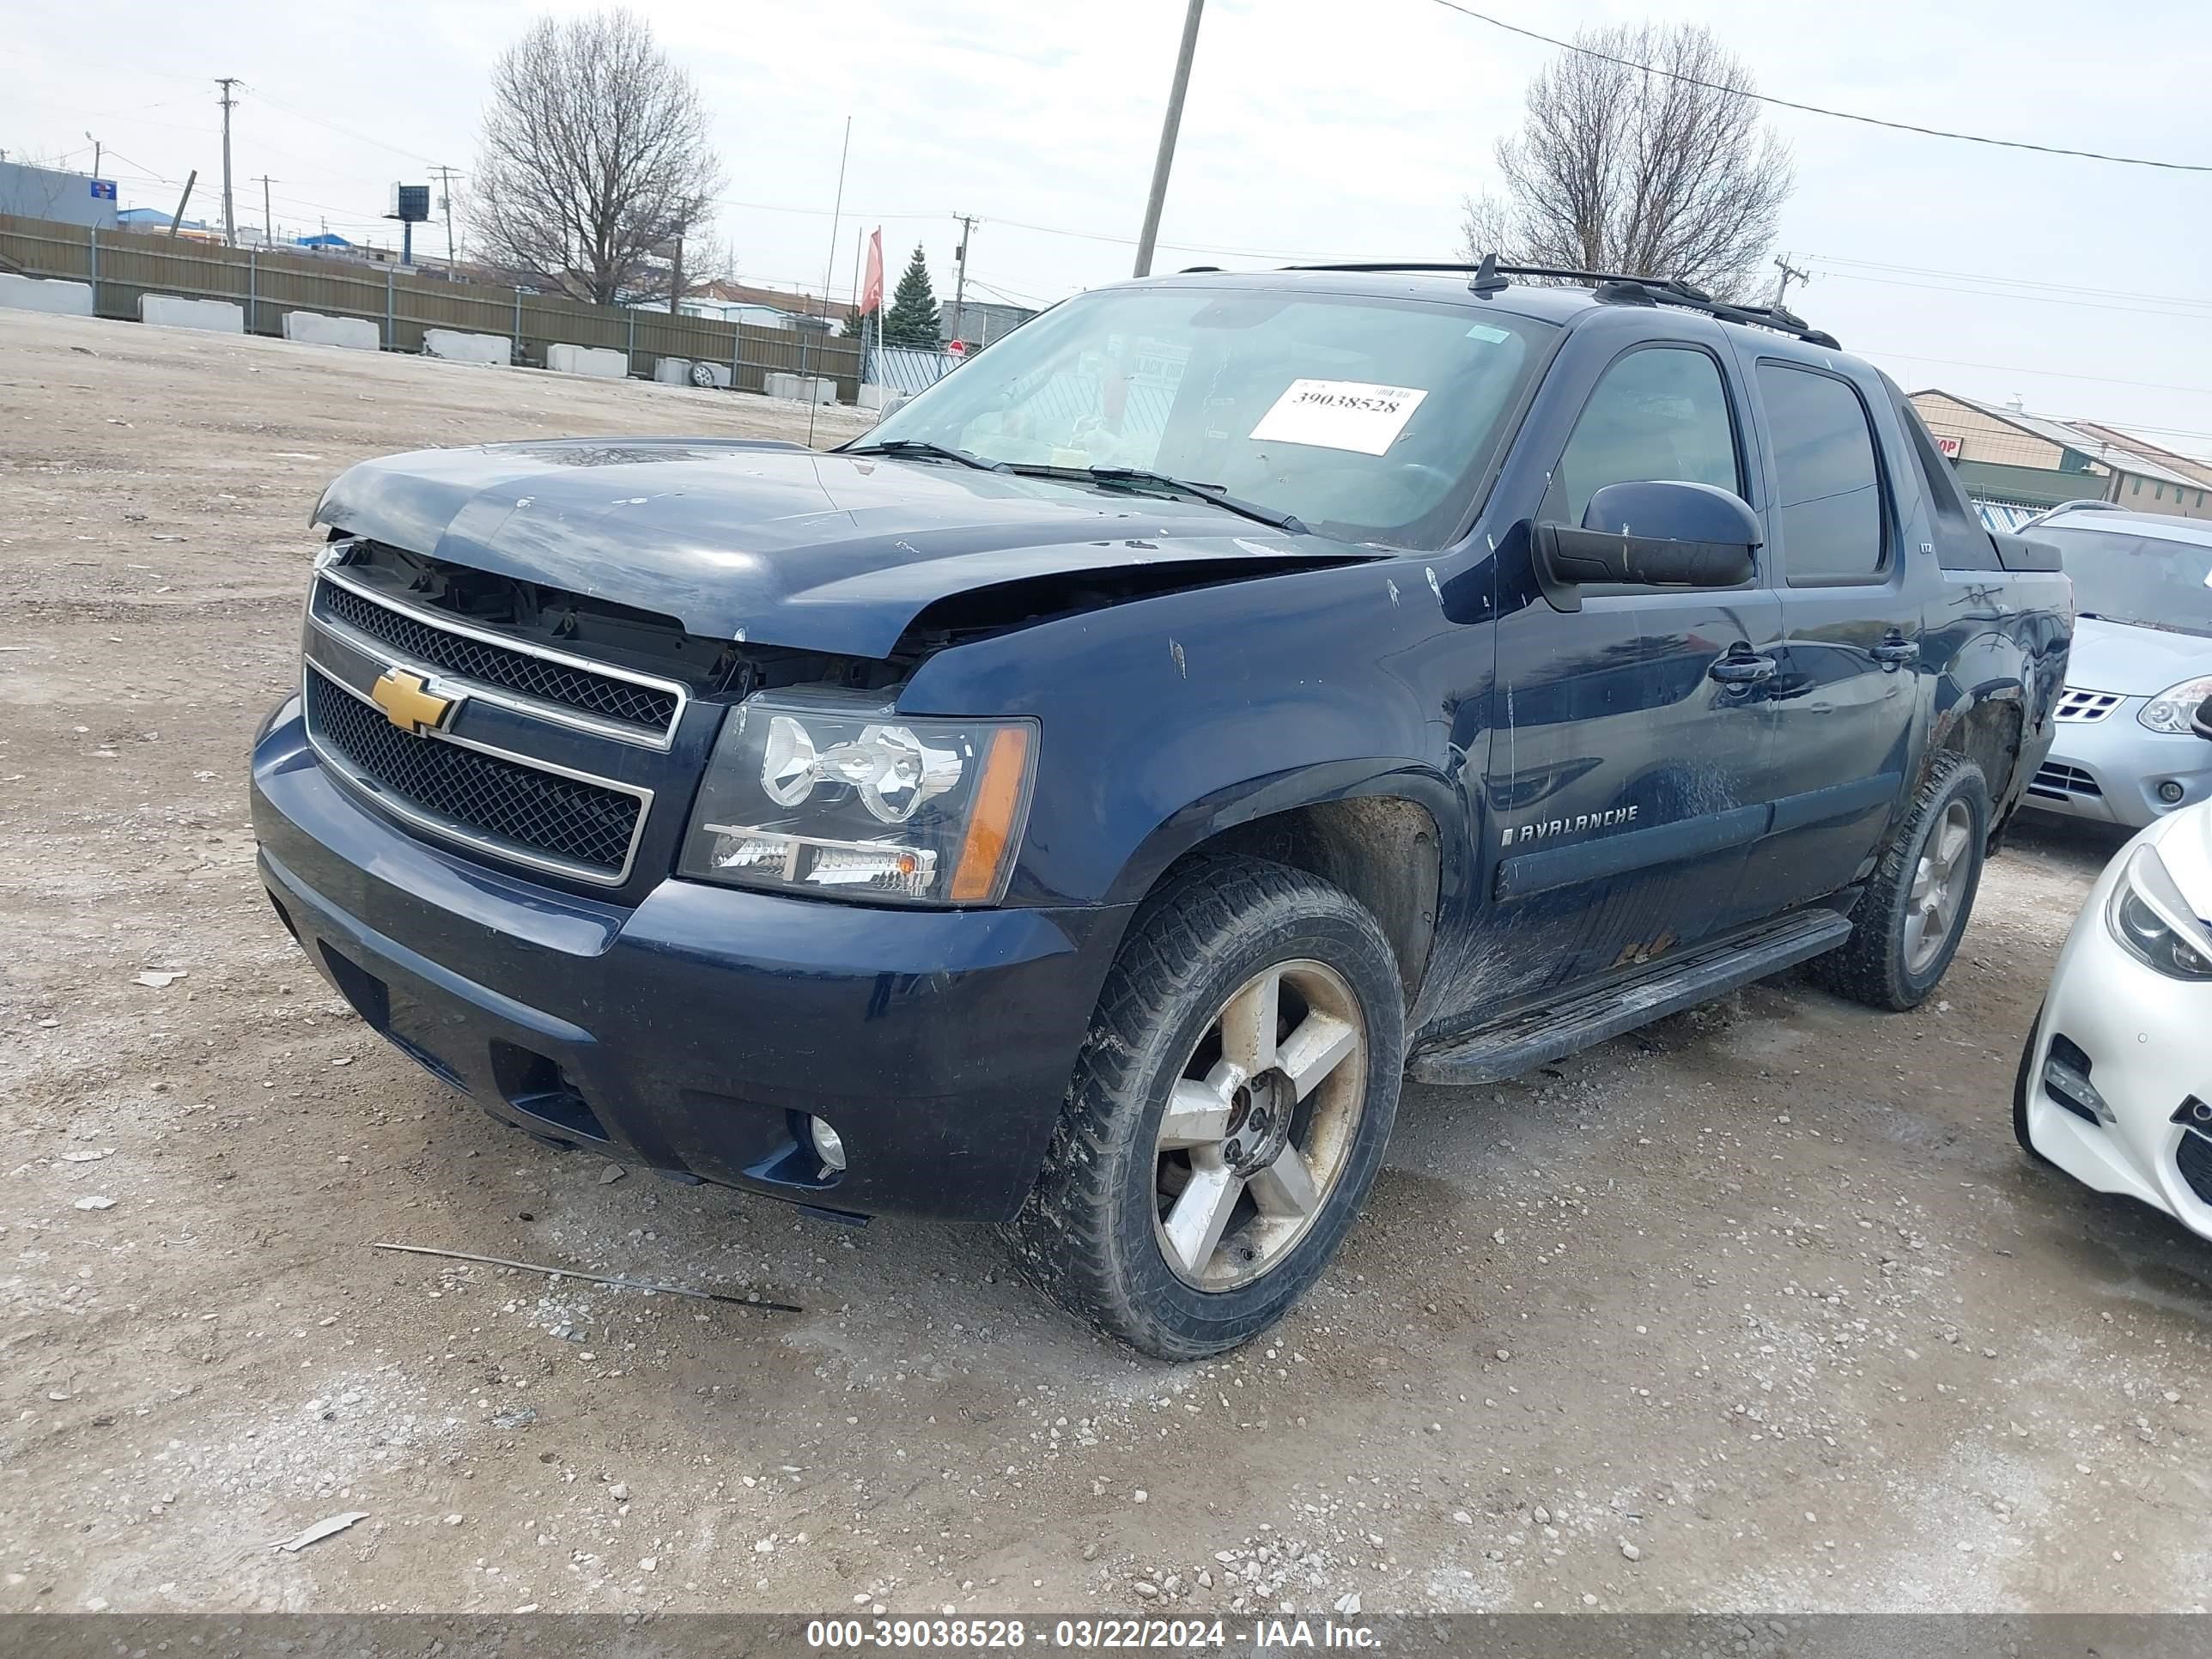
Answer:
[
  {"left": 964, "top": 275, "right": 1050, "bottom": 307},
  {"left": 248, "top": 88, "right": 443, "bottom": 167},
  {"left": 1804, "top": 254, "right": 2212, "bottom": 312},
  {"left": 1814, "top": 270, "right": 2212, "bottom": 325},
  {"left": 701, "top": 193, "right": 1346, "bottom": 263},
  {"left": 982, "top": 212, "right": 1343, "bottom": 261},
  {"left": 1422, "top": 0, "right": 2212, "bottom": 173},
  {"left": 1855, "top": 346, "right": 2212, "bottom": 398}
]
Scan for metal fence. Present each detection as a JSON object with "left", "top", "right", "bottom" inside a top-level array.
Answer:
[
  {"left": 866, "top": 343, "right": 963, "bottom": 397},
  {"left": 0, "top": 212, "right": 866, "bottom": 401},
  {"left": 1972, "top": 499, "right": 2051, "bottom": 533}
]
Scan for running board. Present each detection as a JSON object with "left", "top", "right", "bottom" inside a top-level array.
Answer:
[{"left": 1407, "top": 909, "right": 1853, "bottom": 1085}]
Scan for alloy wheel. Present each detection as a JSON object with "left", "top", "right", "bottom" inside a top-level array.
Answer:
[
  {"left": 1152, "top": 958, "right": 1367, "bottom": 1291},
  {"left": 1904, "top": 799, "right": 1975, "bottom": 975}
]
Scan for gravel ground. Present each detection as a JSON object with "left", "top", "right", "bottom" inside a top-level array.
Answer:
[{"left": 3, "top": 308, "right": 2209, "bottom": 1620}]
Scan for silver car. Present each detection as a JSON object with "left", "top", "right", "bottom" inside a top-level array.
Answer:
[{"left": 2024, "top": 509, "right": 2212, "bottom": 830}]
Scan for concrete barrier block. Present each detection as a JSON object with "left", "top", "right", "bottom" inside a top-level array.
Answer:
[
  {"left": 138, "top": 294, "right": 245, "bottom": 333},
  {"left": 764, "top": 371, "right": 836, "bottom": 404},
  {"left": 0, "top": 273, "right": 94, "bottom": 317},
  {"left": 422, "top": 329, "right": 512, "bottom": 366},
  {"left": 282, "top": 310, "right": 380, "bottom": 351},
  {"left": 547, "top": 343, "right": 628, "bottom": 380},
  {"left": 652, "top": 357, "right": 692, "bottom": 385}
]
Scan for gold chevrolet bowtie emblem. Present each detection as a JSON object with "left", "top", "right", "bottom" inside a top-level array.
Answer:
[{"left": 369, "top": 668, "right": 459, "bottom": 735}]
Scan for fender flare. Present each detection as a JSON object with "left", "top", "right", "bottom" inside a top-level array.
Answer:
[{"left": 1100, "top": 760, "right": 1471, "bottom": 1008}]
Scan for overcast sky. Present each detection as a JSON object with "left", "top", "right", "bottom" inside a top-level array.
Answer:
[{"left": 12, "top": 0, "right": 2211, "bottom": 454}]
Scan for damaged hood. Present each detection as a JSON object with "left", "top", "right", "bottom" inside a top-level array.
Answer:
[
  {"left": 2066, "top": 614, "right": 2212, "bottom": 699},
  {"left": 313, "top": 437, "right": 1381, "bottom": 658}
]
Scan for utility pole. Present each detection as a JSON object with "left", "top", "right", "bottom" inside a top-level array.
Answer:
[
  {"left": 215, "top": 77, "right": 241, "bottom": 246},
  {"left": 429, "top": 164, "right": 462, "bottom": 265},
  {"left": 84, "top": 131, "right": 100, "bottom": 179},
  {"left": 951, "top": 214, "right": 976, "bottom": 343},
  {"left": 1133, "top": 0, "right": 1205, "bottom": 279},
  {"left": 1771, "top": 252, "right": 1809, "bottom": 309},
  {"left": 667, "top": 234, "right": 684, "bottom": 314},
  {"left": 253, "top": 175, "right": 276, "bottom": 245},
  {"left": 167, "top": 170, "right": 198, "bottom": 238}
]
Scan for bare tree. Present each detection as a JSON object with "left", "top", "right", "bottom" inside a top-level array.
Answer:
[
  {"left": 1461, "top": 23, "right": 1792, "bottom": 301},
  {"left": 469, "top": 9, "right": 725, "bottom": 305}
]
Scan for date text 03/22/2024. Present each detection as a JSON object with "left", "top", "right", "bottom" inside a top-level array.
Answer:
[{"left": 803, "top": 1616, "right": 1380, "bottom": 1649}]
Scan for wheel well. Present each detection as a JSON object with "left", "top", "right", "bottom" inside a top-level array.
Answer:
[
  {"left": 1160, "top": 797, "right": 1441, "bottom": 1003},
  {"left": 1934, "top": 698, "right": 2025, "bottom": 837}
]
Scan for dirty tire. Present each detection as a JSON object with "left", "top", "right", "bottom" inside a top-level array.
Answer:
[
  {"left": 2013, "top": 1003, "right": 2055, "bottom": 1165},
  {"left": 1003, "top": 854, "right": 1404, "bottom": 1359},
  {"left": 1808, "top": 751, "right": 1990, "bottom": 1012}
]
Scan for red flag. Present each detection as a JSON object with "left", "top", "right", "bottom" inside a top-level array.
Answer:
[{"left": 860, "top": 228, "right": 884, "bottom": 314}]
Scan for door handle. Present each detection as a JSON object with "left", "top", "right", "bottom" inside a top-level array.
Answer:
[
  {"left": 1709, "top": 652, "right": 1777, "bottom": 686},
  {"left": 1870, "top": 639, "right": 1920, "bottom": 666}
]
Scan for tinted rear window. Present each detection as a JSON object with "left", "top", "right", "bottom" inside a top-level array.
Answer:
[{"left": 1759, "top": 363, "right": 1886, "bottom": 583}]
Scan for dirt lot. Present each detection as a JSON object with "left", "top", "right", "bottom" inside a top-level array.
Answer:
[{"left": 3, "top": 309, "right": 2209, "bottom": 1620}]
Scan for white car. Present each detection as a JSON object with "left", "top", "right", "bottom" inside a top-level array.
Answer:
[{"left": 2016, "top": 775, "right": 2212, "bottom": 1231}]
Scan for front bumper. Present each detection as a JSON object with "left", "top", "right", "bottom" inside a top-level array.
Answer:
[
  {"left": 2019, "top": 830, "right": 2212, "bottom": 1237},
  {"left": 2022, "top": 696, "right": 2212, "bottom": 829},
  {"left": 251, "top": 696, "right": 1130, "bottom": 1223}
]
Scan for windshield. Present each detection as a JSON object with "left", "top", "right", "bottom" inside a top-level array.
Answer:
[
  {"left": 2044, "top": 524, "right": 2212, "bottom": 635},
  {"left": 860, "top": 284, "right": 1558, "bottom": 549}
]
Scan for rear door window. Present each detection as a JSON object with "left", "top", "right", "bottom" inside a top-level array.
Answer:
[{"left": 1759, "top": 363, "right": 1887, "bottom": 583}]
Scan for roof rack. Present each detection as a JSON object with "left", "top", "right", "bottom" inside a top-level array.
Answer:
[{"left": 1283, "top": 253, "right": 1841, "bottom": 349}]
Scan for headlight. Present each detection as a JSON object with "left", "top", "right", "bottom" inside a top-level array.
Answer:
[
  {"left": 2106, "top": 843, "right": 2212, "bottom": 980},
  {"left": 2139, "top": 676, "right": 2212, "bottom": 733},
  {"left": 679, "top": 693, "right": 1036, "bottom": 906}
]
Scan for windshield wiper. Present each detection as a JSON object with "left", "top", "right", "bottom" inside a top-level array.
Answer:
[
  {"left": 1003, "top": 465, "right": 1307, "bottom": 535},
  {"left": 842, "top": 439, "right": 1004, "bottom": 471}
]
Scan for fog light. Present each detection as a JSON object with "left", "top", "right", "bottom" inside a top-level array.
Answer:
[
  {"left": 2158, "top": 781, "right": 2186, "bottom": 805},
  {"left": 2044, "top": 1033, "right": 2112, "bottom": 1125},
  {"left": 808, "top": 1115, "right": 847, "bottom": 1172}
]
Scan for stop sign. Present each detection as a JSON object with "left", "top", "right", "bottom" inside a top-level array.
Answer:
[{"left": 947, "top": 338, "right": 967, "bottom": 356}]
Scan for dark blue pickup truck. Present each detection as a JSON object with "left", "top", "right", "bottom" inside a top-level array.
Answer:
[{"left": 251, "top": 262, "right": 2071, "bottom": 1356}]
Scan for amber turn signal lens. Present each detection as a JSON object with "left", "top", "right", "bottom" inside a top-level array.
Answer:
[{"left": 949, "top": 726, "right": 1033, "bottom": 902}]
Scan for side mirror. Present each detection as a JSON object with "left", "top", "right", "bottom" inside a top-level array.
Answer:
[
  {"left": 1533, "top": 480, "right": 1762, "bottom": 612},
  {"left": 2192, "top": 693, "right": 2212, "bottom": 743}
]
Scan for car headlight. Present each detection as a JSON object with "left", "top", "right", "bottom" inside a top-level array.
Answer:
[
  {"left": 2106, "top": 843, "right": 2212, "bottom": 980},
  {"left": 2139, "top": 676, "right": 2212, "bottom": 733},
  {"left": 679, "top": 693, "right": 1036, "bottom": 906}
]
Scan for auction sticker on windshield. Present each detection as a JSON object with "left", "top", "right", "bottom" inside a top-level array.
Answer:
[{"left": 1249, "top": 379, "right": 1428, "bottom": 456}]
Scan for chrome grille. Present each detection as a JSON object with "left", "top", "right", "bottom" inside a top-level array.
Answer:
[
  {"left": 314, "top": 570, "right": 684, "bottom": 744},
  {"left": 2054, "top": 688, "right": 2123, "bottom": 725},
  {"left": 304, "top": 666, "right": 647, "bottom": 882},
  {"left": 2028, "top": 762, "right": 2101, "bottom": 800}
]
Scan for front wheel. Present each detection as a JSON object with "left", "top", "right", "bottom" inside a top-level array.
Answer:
[{"left": 1005, "top": 855, "right": 1404, "bottom": 1358}]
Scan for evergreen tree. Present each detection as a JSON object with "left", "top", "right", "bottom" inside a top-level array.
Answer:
[
  {"left": 884, "top": 245, "right": 941, "bottom": 348},
  {"left": 838, "top": 303, "right": 870, "bottom": 338}
]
